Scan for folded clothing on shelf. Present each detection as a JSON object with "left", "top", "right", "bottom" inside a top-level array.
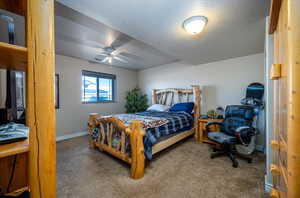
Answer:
[{"left": 0, "top": 123, "right": 29, "bottom": 145}]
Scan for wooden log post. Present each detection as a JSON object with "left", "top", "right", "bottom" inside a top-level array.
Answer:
[
  {"left": 152, "top": 89, "right": 157, "bottom": 104},
  {"left": 192, "top": 85, "right": 201, "bottom": 142},
  {"left": 287, "top": 1, "right": 300, "bottom": 197},
  {"left": 88, "top": 113, "right": 99, "bottom": 148},
  {"left": 129, "top": 120, "right": 145, "bottom": 179},
  {"left": 26, "top": 0, "right": 56, "bottom": 197}
]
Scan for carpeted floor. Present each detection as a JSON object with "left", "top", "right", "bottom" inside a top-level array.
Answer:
[{"left": 57, "top": 136, "right": 266, "bottom": 198}]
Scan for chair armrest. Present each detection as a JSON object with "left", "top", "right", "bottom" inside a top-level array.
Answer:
[
  {"left": 205, "top": 122, "right": 223, "bottom": 132},
  {"left": 235, "top": 126, "right": 256, "bottom": 145},
  {"left": 236, "top": 126, "right": 253, "bottom": 133}
]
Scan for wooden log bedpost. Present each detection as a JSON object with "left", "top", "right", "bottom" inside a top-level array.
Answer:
[
  {"left": 88, "top": 113, "right": 99, "bottom": 148},
  {"left": 26, "top": 0, "right": 56, "bottom": 197},
  {"left": 152, "top": 89, "right": 157, "bottom": 104},
  {"left": 129, "top": 120, "right": 146, "bottom": 179},
  {"left": 192, "top": 85, "right": 201, "bottom": 142}
]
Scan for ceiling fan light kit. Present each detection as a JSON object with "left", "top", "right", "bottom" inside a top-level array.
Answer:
[{"left": 183, "top": 16, "right": 208, "bottom": 35}]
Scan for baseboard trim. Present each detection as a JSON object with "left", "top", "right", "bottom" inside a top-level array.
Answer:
[
  {"left": 265, "top": 182, "right": 273, "bottom": 192},
  {"left": 56, "top": 131, "right": 88, "bottom": 142}
]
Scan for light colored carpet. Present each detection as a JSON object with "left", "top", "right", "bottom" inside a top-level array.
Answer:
[{"left": 57, "top": 136, "right": 266, "bottom": 198}]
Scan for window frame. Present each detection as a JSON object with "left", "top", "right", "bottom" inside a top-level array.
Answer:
[{"left": 81, "top": 70, "right": 116, "bottom": 104}]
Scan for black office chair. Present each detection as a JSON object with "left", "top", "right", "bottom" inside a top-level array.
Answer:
[{"left": 206, "top": 105, "right": 256, "bottom": 168}]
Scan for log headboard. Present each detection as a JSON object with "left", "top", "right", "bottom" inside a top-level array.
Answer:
[{"left": 151, "top": 85, "right": 201, "bottom": 133}]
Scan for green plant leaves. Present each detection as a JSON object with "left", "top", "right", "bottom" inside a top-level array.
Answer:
[{"left": 125, "top": 88, "right": 148, "bottom": 113}]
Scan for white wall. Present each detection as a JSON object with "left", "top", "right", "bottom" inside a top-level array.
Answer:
[
  {"left": 55, "top": 55, "right": 138, "bottom": 137},
  {"left": 138, "top": 53, "right": 265, "bottom": 146}
]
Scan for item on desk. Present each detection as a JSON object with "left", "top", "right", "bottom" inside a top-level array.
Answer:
[
  {"left": 0, "top": 123, "right": 29, "bottom": 145},
  {"left": 216, "top": 106, "right": 224, "bottom": 119},
  {"left": 207, "top": 109, "right": 218, "bottom": 119},
  {"left": 240, "top": 82, "right": 264, "bottom": 108}
]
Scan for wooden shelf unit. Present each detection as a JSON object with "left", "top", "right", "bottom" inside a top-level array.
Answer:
[
  {"left": 0, "top": 152, "right": 28, "bottom": 195},
  {"left": 0, "top": 0, "right": 27, "bottom": 17},
  {"left": 0, "top": 0, "right": 56, "bottom": 197},
  {"left": 0, "top": 0, "right": 28, "bottom": 71},
  {"left": 0, "top": 42, "right": 27, "bottom": 71},
  {"left": 0, "top": 139, "right": 29, "bottom": 158}
]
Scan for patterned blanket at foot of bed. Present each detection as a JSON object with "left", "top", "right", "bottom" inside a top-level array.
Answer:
[{"left": 114, "top": 113, "right": 169, "bottom": 129}]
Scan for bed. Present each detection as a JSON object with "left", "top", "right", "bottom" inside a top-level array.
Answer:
[{"left": 87, "top": 85, "right": 201, "bottom": 179}]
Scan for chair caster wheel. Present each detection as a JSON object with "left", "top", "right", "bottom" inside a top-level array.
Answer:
[
  {"left": 232, "top": 163, "right": 238, "bottom": 168},
  {"left": 210, "top": 154, "right": 215, "bottom": 159},
  {"left": 247, "top": 159, "right": 252, "bottom": 163}
]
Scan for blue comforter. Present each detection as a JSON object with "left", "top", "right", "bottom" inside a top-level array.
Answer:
[{"left": 136, "top": 111, "right": 193, "bottom": 160}]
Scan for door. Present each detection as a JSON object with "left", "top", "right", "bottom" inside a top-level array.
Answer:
[{"left": 270, "top": 0, "right": 300, "bottom": 197}]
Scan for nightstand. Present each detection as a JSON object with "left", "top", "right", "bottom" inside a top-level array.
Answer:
[{"left": 198, "top": 118, "right": 223, "bottom": 145}]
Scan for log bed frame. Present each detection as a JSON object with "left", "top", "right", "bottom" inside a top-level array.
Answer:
[{"left": 88, "top": 85, "right": 201, "bottom": 179}]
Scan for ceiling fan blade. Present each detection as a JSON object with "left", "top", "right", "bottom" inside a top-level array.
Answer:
[
  {"left": 95, "top": 57, "right": 108, "bottom": 63},
  {"left": 110, "top": 34, "right": 132, "bottom": 49},
  {"left": 102, "top": 57, "right": 109, "bottom": 63},
  {"left": 113, "top": 56, "right": 128, "bottom": 63},
  {"left": 98, "top": 52, "right": 110, "bottom": 56},
  {"left": 118, "top": 52, "right": 144, "bottom": 62}
]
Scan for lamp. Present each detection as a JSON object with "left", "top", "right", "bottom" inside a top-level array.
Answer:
[{"left": 183, "top": 16, "right": 208, "bottom": 35}]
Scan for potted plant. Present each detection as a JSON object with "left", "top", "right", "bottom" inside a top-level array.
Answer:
[{"left": 125, "top": 88, "right": 148, "bottom": 113}]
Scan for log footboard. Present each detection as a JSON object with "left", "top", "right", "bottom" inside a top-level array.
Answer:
[{"left": 88, "top": 113, "right": 146, "bottom": 179}]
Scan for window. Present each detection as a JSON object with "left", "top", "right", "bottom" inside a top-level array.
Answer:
[{"left": 82, "top": 70, "right": 116, "bottom": 103}]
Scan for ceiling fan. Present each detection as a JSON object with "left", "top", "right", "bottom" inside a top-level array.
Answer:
[
  {"left": 94, "top": 46, "right": 129, "bottom": 64},
  {"left": 90, "top": 34, "right": 144, "bottom": 65},
  {"left": 56, "top": 31, "right": 144, "bottom": 65},
  {"left": 56, "top": 3, "right": 144, "bottom": 66}
]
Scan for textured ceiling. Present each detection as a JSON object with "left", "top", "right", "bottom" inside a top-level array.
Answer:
[
  {"left": 57, "top": 0, "right": 270, "bottom": 67},
  {"left": 55, "top": 3, "right": 177, "bottom": 70}
]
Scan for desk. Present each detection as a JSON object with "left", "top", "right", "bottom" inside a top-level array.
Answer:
[
  {"left": 198, "top": 118, "right": 223, "bottom": 145},
  {"left": 0, "top": 139, "right": 29, "bottom": 195}
]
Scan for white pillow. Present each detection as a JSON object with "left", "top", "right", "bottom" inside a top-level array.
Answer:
[{"left": 147, "top": 104, "right": 170, "bottom": 112}]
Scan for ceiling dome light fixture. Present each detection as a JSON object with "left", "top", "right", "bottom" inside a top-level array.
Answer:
[{"left": 182, "top": 16, "right": 208, "bottom": 35}]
